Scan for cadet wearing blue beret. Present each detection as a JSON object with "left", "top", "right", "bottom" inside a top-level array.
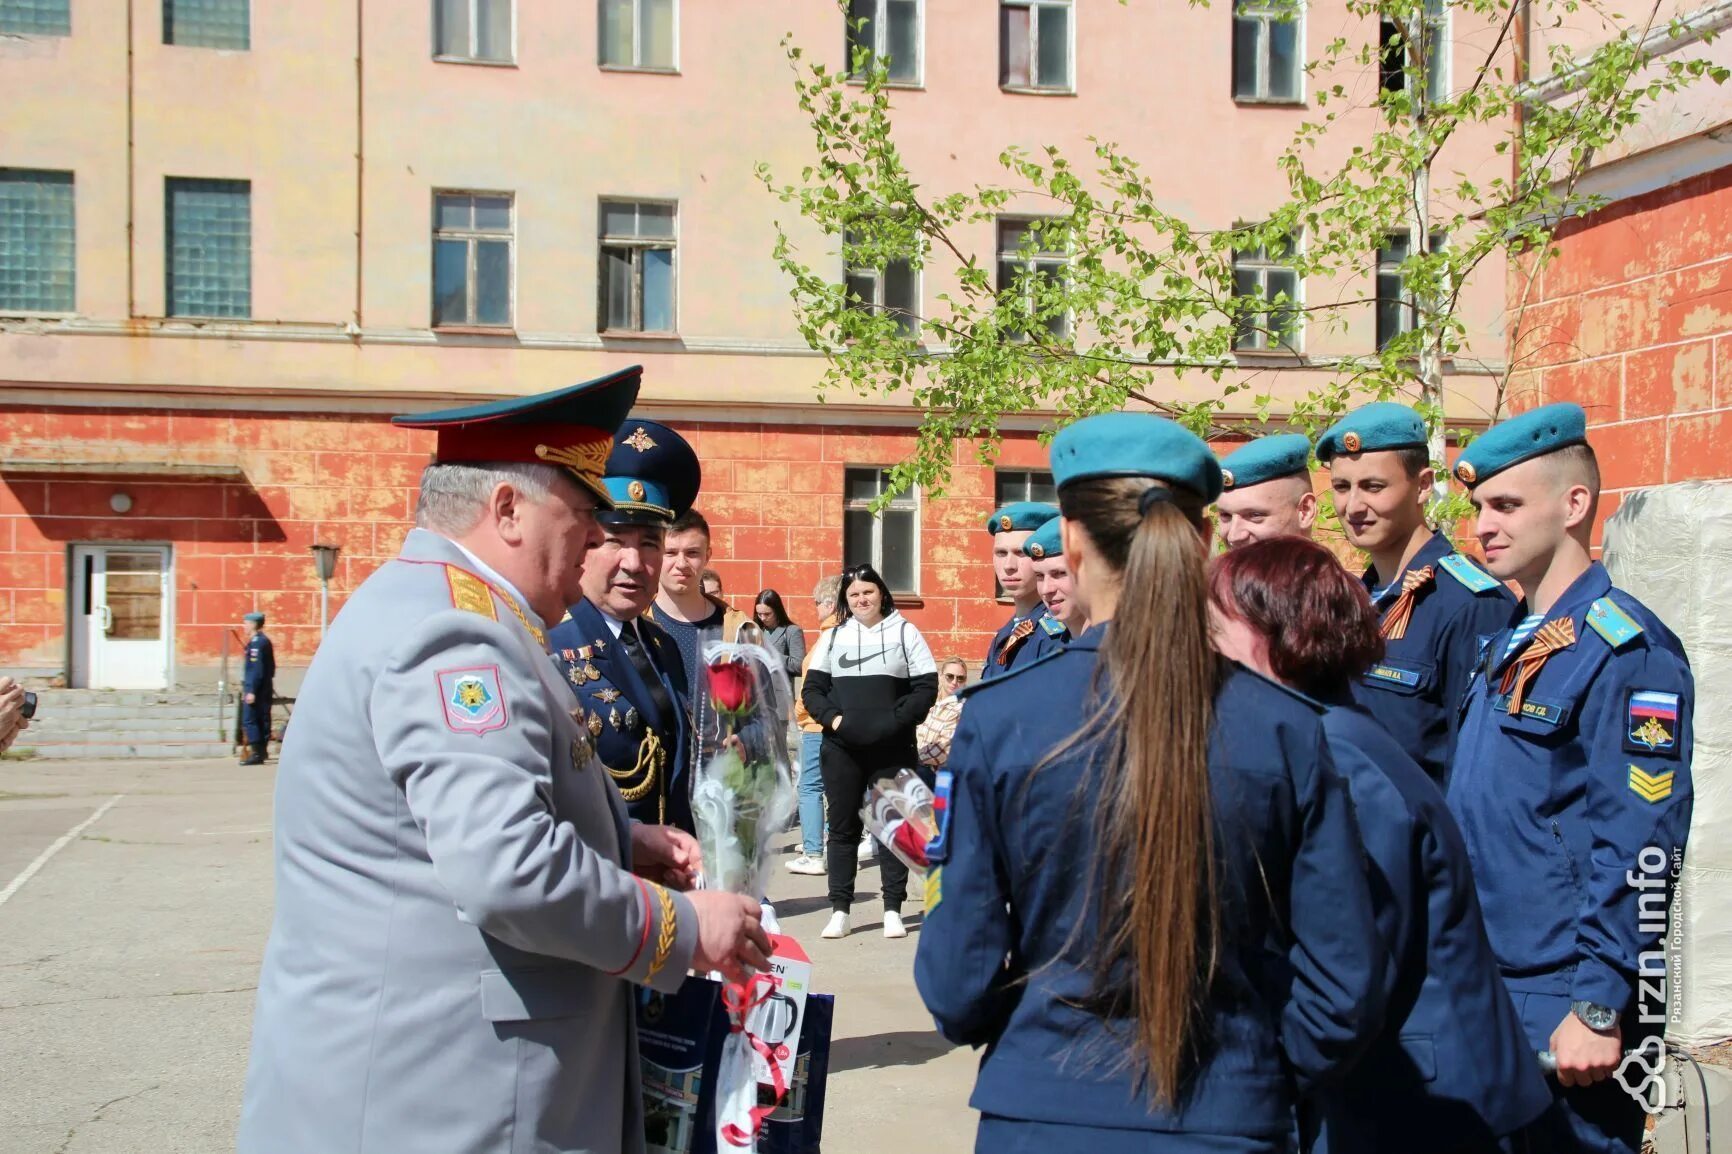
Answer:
[
  {"left": 981, "top": 500, "right": 1064, "bottom": 680},
  {"left": 916, "top": 411, "right": 1384, "bottom": 1153},
  {"left": 1318, "top": 401, "right": 1517, "bottom": 785},
  {"left": 1449, "top": 403, "right": 1694, "bottom": 1154},
  {"left": 1019, "top": 516, "right": 1083, "bottom": 639},
  {"left": 548, "top": 419, "right": 701, "bottom": 831},
  {"left": 1215, "top": 432, "right": 1318, "bottom": 550}
]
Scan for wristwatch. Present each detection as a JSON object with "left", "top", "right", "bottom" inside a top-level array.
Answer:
[{"left": 1572, "top": 1000, "right": 1619, "bottom": 1032}]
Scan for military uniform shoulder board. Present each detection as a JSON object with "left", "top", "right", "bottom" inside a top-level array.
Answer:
[
  {"left": 1586, "top": 596, "right": 1644, "bottom": 649},
  {"left": 445, "top": 565, "right": 499, "bottom": 622},
  {"left": 1039, "top": 615, "right": 1068, "bottom": 638},
  {"left": 1437, "top": 552, "right": 1502, "bottom": 594}
]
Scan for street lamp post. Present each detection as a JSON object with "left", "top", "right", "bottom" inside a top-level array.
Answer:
[{"left": 309, "top": 544, "right": 341, "bottom": 638}]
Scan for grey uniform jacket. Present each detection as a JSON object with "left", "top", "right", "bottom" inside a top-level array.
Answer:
[{"left": 238, "top": 529, "right": 697, "bottom": 1154}]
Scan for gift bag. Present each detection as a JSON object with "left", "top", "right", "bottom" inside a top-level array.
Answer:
[{"left": 860, "top": 768, "right": 941, "bottom": 874}]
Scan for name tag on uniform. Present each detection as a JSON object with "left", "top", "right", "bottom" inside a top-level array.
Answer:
[
  {"left": 1489, "top": 694, "right": 1566, "bottom": 726},
  {"left": 1365, "top": 664, "right": 1421, "bottom": 688}
]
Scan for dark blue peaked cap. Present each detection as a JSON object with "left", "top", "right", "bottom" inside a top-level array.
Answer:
[
  {"left": 600, "top": 419, "right": 701, "bottom": 527},
  {"left": 1453, "top": 402, "right": 1588, "bottom": 487}
]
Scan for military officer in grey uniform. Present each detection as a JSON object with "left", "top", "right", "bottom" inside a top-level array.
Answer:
[{"left": 237, "top": 368, "right": 770, "bottom": 1154}]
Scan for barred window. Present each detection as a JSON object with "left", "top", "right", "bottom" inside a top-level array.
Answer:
[
  {"left": 0, "top": 0, "right": 70, "bottom": 36},
  {"left": 164, "top": 0, "right": 250, "bottom": 49},
  {"left": 433, "top": 192, "right": 513, "bottom": 328},
  {"left": 166, "top": 178, "right": 251, "bottom": 319},
  {"left": 0, "top": 170, "right": 75, "bottom": 314}
]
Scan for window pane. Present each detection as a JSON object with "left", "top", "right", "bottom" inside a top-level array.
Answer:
[
  {"left": 105, "top": 552, "right": 165, "bottom": 641},
  {"left": 473, "top": 196, "right": 511, "bottom": 231},
  {"left": 601, "top": 245, "right": 633, "bottom": 329},
  {"left": 998, "top": 219, "right": 1030, "bottom": 257},
  {"left": 599, "top": 0, "right": 632, "bottom": 65},
  {"left": 1376, "top": 273, "right": 1405, "bottom": 349},
  {"left": 601, "top": 201, "right": 639, "bottom": 238},
  {"left": 999, "top": 4, "right": 1031, "bottom": 86},
  {"left": 1232, "top": 17, "right": 1260, "bottom": 98},
  {"left": 1028, "top": 475, "right": 1057, "bottom": 504},
  {"left": 1380, "top": 231, "right": 1411, "bottom": 265},
  {"left": 166, "top": 177, "right": 250, "bottom": 318},
  {"left": 1, "top": 0, "right": 71, "bottom": 35},
  {"left": 1266, "top": 268, "right": 1298, "bottom": 345},
  {"left": 845, "top": 467, "right": 882, "bottom": 503},
  {"left": 880, "top": 509, "right": 917, "bottom": 592},
  {"left": 845, "top": 271, "right": 877, "bottom": 311},
  {"left": 477, "top": 0, "right": 511, "bottom": 60},
  {"left": 848, "top": 0, "right": 876, "bottom": 76},
  {"left": 435, "top": 0, "right": 467, "bottom": 56},
  {"left": 164, "top": 0, "right": 250, "bottom": 49},
  {"left": 996, "top": 259, "right": 1021, "bottom": 295},
  {"left": 475, "top": 239, "right": 510, "bottom": 326},
  {"left": 1426, "top": 34, "right": 1447, "bottom": 101},
  {"left": 433, "top": 238, "right": 469, "bottom": 325},
  {"left": 1036, "top": 5, "right": 1070, "bottom": 88},
  {"left": 1380, "top": 19, "right": 1405, "bottom": 93},
  {"left": 435, "top": 193, "right": 471, "bottom": 231},
  {"left": 886, "top": 0, "right": 919, "bottom": 81},
  {"left": 637, "top": 202, "right": 675, "bottom": 240},
  {"left": 0, "top": 169, "right": 76, "bottom": 313},
  {"left": 643, "top": 0, "right": 675, "bottom": 68},
  {"left": 843, "top": 508, "right": 874, "bottom": 569},
  {"left": 1233, "top": 265, "right": 1262, "bottom": 349},
  {"left": 883, "top": 259, "right": 917, "bottom": 335},
  {"left": 1268, "top": 18, "right": 1299, "bottom": 99},
  {"left": 642, "top": 247, "right": 674, "bottom": 331}
]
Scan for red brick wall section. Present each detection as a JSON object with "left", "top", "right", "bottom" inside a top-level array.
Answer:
[{"left": 1510, "top": 162, "right": 1732, "bottom": 552}]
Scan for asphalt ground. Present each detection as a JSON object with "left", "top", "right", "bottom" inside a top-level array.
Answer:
[{"left": 0, "top": 758, "right": 977, "bottom": 1154}]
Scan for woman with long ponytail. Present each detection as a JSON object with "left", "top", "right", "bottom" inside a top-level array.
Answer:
[{"left": 914, "top": 413, "right": 1387, "bottom": 1152}]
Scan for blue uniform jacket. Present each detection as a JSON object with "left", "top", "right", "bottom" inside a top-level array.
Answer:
[
  {"left": 548, "top": 600, "right": 694, "bottom": 833},
  {"left": 241, "top": 632, "right": 275, "bottom": 743},
  {"left": 914, "top": 626, "right": 1386, "bottom": 1138},
  {"left": 980, "top": 602, "right": 1066, "bottom": 681},
  {"left": 1447, "top": 563, "right": 1693, "bottom": 1017},
  {"left": 1354, "top": 532, "right": 1517, "bottom": 786},
  {"left": 1311, "top": 702, "right": 1551, "bottom": 1154}
]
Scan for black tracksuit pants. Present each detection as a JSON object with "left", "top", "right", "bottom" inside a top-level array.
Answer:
[{"left": 820, "top": 737, "right": 930, "bottom": 916}]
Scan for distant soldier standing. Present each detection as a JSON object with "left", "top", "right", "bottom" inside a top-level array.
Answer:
[
  {"left": 239, "top": 612, "right": 275, "bottom": 766},
  {"left": 980, "top": 501, "right": 1064, "bottom": 680}
]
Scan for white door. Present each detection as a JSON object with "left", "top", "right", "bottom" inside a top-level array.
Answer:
[{"left": 70, "top": 545, "right": 171, "bottom": 690}]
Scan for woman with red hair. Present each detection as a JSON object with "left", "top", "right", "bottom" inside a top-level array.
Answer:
[{"left": 1209, "top": 536, "right": 1551, "bottom": 1154}]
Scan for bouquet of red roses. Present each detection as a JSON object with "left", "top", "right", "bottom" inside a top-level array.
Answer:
[{"left": 690, "top": 640, "right": 796, "bottom": 898}]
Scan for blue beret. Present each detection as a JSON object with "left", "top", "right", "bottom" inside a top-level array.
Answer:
[
  {"left": 599, "top": 419, "right": 700, "bottom": 526},
  {"left": 1220, "top": 433, "right": 1311, "bottom": 492},
  {"left": 1021, "top": 516, "right": 1064, "bottom": 561},
  {"left": 1050, "top": 412, "right": 1223, "bottom": 503},
  {"left": 987, "top": 501, "right": 1059, "bottom": 535},
  {"left": 243, "top": 612, "right": 265, "bottom": 625},
  {"left": 1453, "top": 402, "right": 1588, "bottom": 487},
  {"left": 1316, "top": 402, "right": 1428, "bottom": 464}
]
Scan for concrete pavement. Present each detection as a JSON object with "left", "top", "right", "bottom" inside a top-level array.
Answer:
[{"left": 0, "top": 758, "right": 978, "bottom": 1154}]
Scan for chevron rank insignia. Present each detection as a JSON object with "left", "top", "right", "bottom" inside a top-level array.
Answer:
[
  {"left": 1586, "top": 597, "right": 1643, "bottom": 649},
  {"left": 1626, "top": 690, "right": 1680, "bottom": 756},
  {"left": 1628, "top": 765, "right": 1676, "bottom": 803}
]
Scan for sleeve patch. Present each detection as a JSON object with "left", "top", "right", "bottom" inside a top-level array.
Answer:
[
  {"left": 924, "top": 865, "right": 944, "bottom": 913},
  {"left": 437, "top": 665, "right": 510, "bottom": 735},
  {"left": 926, "top": 769, "right": 954, "bottom": 864},
  {"left": 1438, "top": 552, "right": 1502, "bottom": 593},
  {"left": 1626, "top": 689, "right": 1681, "bottom": 757},
  {"left": 1587, "top": 597, "right": 1643, "bottom": 650},
  {"left": 1629, "top": 765, "right": 1676, "bottom": 803},
  {"left": 1039, "top": 615, "right": 1068, "bottom": 638}
]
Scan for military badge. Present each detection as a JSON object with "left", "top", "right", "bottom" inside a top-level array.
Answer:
[
  {"left": 571, "top": 737, "right": 591, "bottom": 769},
  {"left": 594, "top": 687, "right": 623, "bottom": 704},
  {"left": 1027, "top": 542, "right": 1045, "bottom": 560},
  {"left": 1220, "top": 469, "right": 1236, "bottom": 490},
  {"left": 1343, "top": 431, "right": 1362, "bottom": 453},
  {"left": 608, "top": 706, "right": 623, "bottom": 731},
  {"left": 587, "top": 712, "right": 605, "bottom": 737},
  {"left": 1455, "top": 460, "right": 1477, "bottom": 484},
  {"left": 437, "top": 666, "right": 509, "bottom": 735},
  {"left": 628, "top": 480, "right": 647, "bottom": 502},
  {"left": 1626, "top": 690, "right": 1680, "bottom": 756},
  {"left": 593, "top": 637, "right": 607, "bottom": 652},
  {"left": 568, "top": 664, "right": 591, "bottom": 687},
  {"left": 623, "top": 426, "right": 658, "bottom": 452},
  {"left": 998, "top": 514, "right": 1014, "bottom": 531},
  {"left": 624, "top": 706, "right": 640, "bottom": 730},
  {"left": 584, "top": 662, "right": 602, "bottom": 682}
]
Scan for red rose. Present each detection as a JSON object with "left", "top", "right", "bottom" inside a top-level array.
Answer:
[{"left": 708, "top": 660, "right": 755, "bottom": 715}]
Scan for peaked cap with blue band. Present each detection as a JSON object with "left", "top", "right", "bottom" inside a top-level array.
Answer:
[
  {"left": 1021, "top": 516, "right": 1064, "bottom": 561},
  {"left": 1452, "top": 401, "right": 1588, "bottom": 487},
  {"left": 987, "top": 501, "right": 1060, "bottom": 535},
  {"left": 1050, "top": 411, "right": 1223, "bottom": 502},
  {"left": 1220, "top": 432, "right": 1312, "bottom": 491},
  {"left": 1316, "top": 401, "right": 1428, "bottom": 464},
  {"left": 600, "top": 419, "right": 700, "bottom": 527},
  {"left": 392, "top": 365, "right": 643, "bottom": 507}
]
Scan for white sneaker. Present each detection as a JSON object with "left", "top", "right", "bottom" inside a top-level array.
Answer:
[
  {"left": 760, "top": 901, "right": 781, "bottom": 936},
  {"left": 857, "top": 835, "right": 876, "bottom": 863},
  {"left": 821, "top": 910, "right": 850, "bottom": 939},
  {"left": 883, "top": 911, "right": 907, "bottom": 939},
  {"left": 784, "top": 853, "right": 825, "bottom": 876}
]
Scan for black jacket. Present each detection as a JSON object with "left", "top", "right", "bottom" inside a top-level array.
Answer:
[{"left": 800, "top": 611, "right": 938, "bottom": 755}]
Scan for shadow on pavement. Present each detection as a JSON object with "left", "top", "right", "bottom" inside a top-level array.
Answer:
[{"left": 829, "top": 1028, "right": 958, "bottom": 1073}]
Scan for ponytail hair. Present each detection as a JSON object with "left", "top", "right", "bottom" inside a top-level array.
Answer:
[{"left": 1057, "top": 474, "right": 1220, "bottom": 1106}]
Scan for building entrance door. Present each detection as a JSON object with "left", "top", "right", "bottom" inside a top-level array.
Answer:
[{"left": 69, "top": 545, "right": 172, "bottom": 689}]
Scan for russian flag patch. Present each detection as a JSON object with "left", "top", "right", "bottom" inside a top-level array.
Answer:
[{"left": 1626, "top": 689, "right": 1681, "bottom": 756}]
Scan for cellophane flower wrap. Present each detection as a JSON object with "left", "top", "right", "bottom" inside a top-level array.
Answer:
[
  {"left": 861, "top": 768, "right": 941, "bottom": 874},
  {"left": 689, "top": 640, "right": 798, "bottom": 1150}
]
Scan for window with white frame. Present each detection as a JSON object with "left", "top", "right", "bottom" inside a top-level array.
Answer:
[
  {"left": 1380, "top": 0, "right": 1448, "bottom": 104},
  {"left": 999, "top": 0, "right": 1072, "bottom": 92},
  {"left": 843, "top": 467, "right": 919, "bottom": 594},
  {"left": 996, "top": 218, "right": 1070, "bottom": 342},
  {"left": 1375, "top": 229, "right": 1446, "bottom": 350},
  {"left": 1232, "top": 0, "right": 1301, "bottom": 102},
  {"left": 844, "top": 226, "right": 919, "bottom": 338},
  {"left": 1232, "top": 233, "right": 1300, "bottom": 352},
  {"left": 994, "top": 470, "right": 1057, "bottom": 508},
  {"left": 435, "top": 0, "right": 512, "bottom": 63},
  {"left": 0, "top": 169, "right": 75, "bottom": 314},
  {"left": 164, "top": 0, "right": 250, "bottom": 49},
  {"left": 167, "top": 177, "right": 251, "bottom": 319},
  {"left": 432, "top": 192, "right": 513, "bottom": 328},
  {"left": 847, "top": 0, "right": 921, "bottom": 85},
  {"left": 599, "top": 199, "right": 676, "bottom": 334},
  {"left": 0, "top": 0, "right": 69, "bottom": 35},
  {"left": 599, "top": 0, "right": 675, "bottom": 70}
]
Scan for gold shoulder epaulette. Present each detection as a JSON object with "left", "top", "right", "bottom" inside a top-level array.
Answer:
[{"left": 446, "top": 565, "right": 499, "bottom": 622}]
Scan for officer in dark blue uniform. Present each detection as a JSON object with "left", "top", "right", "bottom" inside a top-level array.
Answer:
[
  {"left": 1317, "top": 402, "right": 1517, "bottom": 785},
  {"left": 1019, "top": 516, "right": 1077, "bottom": 641},
  {"left": 240, "top": 611, "right": 275, "bottom": 766},
  {"left": 548, "top": 419, "right": 699, "bottom": 832},
  {"left": 1215, "top": 432, "right": 1318, "bottom": 550},
  {"left": 1448, "top": 403, "right": 1694, "bottom": 1154},
  {"left": 915, "top": 413, "right": 1385, "bottom": 1153},
  {"left": 981, "top": 501, "right": 1063, "bottom": 680}
]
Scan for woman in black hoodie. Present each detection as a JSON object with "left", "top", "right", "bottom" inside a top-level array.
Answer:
[{"left": 801, "top": 564, "right": 938, "bottom": 940}]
